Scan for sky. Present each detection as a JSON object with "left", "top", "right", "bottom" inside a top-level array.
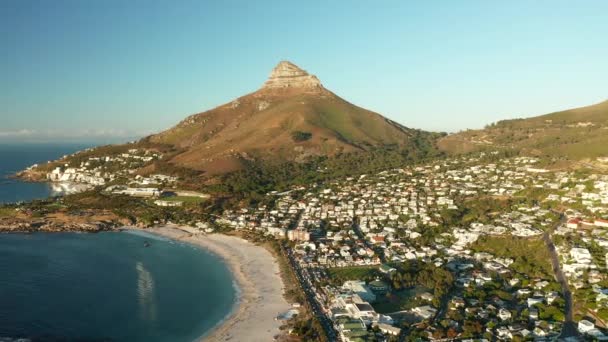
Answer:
[{"left": 1, "top": 0, "right": 607, "bottom": 143}]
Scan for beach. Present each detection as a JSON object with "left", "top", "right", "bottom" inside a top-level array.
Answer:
[{"left": 141, "top": 226, "right": 292, "bottom": 342}]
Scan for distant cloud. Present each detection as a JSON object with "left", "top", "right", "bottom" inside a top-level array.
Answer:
[
  {"left": 0, "top": 129, "right": 36, "bottom": 137},
  {"left": 77, "top": 128, "right": 154, "bottom": 138}
]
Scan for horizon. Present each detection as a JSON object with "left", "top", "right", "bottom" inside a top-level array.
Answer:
[{"left": 2, "top": 0, "right": 608, "bottom": 143}]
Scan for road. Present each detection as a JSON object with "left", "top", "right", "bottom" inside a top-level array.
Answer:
[
  {"left": 543, "top": 213, "right": 580, "bottom": 339},
  {"left": 281, "top": 243, "right": 340, "bottom": 341},
  {"left": 351, "top": 217, "right": 387, "bottom": 264}
]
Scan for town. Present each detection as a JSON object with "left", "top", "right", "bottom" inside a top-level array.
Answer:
[
  {"left": 34, "top": 149, "right": 608, "bottom": 341},
  {"left": 217, "top": 154, "right": 608, "bottom": 341},
  {"left": 38, "top": 148, "right": 212, "bottom": 208}
]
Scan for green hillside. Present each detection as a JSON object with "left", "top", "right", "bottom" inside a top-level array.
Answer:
[{"left": 439, "top": 100, "right": 608, "bottom": 160}]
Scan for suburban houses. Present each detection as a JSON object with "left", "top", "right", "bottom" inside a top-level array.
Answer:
[
  {"left": 24, "top": 146, "right": 608, "bottom": 340},
  {"left": 218, "top": 154, "right": 608, "bottom": 340}
]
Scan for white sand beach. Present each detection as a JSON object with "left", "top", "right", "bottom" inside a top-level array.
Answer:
[{"left": 141, "top": 226, "right": 291, "bottom": 342}]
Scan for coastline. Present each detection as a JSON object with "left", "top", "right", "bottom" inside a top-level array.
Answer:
[
  {"left": 134, "top": 226, "right": 292, "bottom": 342},
  {"left": 0, "top": 220, "right": 119, "bottom": 233}
]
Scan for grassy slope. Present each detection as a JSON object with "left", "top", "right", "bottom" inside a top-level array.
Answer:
[
  {"left": 439, "top": 100, "right": 608, "bottom": 159},
  {"left": 0, "top": 207, "right": 17, "bottom": 218},
  {"left": 471, "top": 235, "right": 554, "bottom": 279},
  {"left": 148, "top": 88, "right": 425, "bottom": 173}
]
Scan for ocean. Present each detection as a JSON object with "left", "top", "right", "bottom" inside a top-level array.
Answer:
[
  {"left": 0, "top": 144, "right": 237, "bottom": 341},
  {"left": 0, "top": 144, "right": 92, "bottom": 204},
  {"left": 0, "top": 231, "right": 236, "bottom": 342}
]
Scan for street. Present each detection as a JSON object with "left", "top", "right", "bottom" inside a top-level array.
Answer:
[
  {"left": 543, "top": 213, "right": 580, "bottom": 339},
  {"left": 281, "top": 243, "right": 340, "bottom": 341}
]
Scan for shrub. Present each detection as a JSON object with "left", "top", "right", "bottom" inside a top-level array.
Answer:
[{"left": 291, "top": 131, "right": 312, "bottom": 142}]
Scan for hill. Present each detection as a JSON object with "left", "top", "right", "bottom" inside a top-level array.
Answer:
[
  {"left": 144, "top": 61, "right": 431, "bottom": 174},
  {"left": 24, "top": 61, "right": 440, "bottom": 188},
  {"left": 438, "top": 100, "right": 608, "bottom": 160}
]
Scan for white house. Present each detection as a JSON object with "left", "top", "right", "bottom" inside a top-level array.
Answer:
[
  {"left": 412, "top": 305, "right": 437, "bottom": 319},
  {"left": 570, "top": 248, "right": 592, "bottom": 264},
  {"left": 342, "top": 281, "right": 376, "bottom": 303},
  {"left": 498, "top": 308, "right": 512, "bottom": 321},
  {"left": 376, "top": 323, "right": 401, "bottom": 336},
  {"left": 154, "top": 200, "right": 182, "bottom": 207},
  {"left": 595, "top": 219, "right": 608, "bottom": 228},
  {"left": 578, "top": 320, "right": 595, "bottom": 333}
]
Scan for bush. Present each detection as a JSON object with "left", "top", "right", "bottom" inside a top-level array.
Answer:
[{"left": 291, "top": 131, "right": 312, "bottom": 142}]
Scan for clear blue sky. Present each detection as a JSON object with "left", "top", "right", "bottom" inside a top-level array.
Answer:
[{"left": 1, "top": 0, "right": 607, "bottom": 142}]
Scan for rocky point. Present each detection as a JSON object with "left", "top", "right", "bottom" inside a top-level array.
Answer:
[{"left": 262, "top": 61, "right": 323, "bottom": 90}]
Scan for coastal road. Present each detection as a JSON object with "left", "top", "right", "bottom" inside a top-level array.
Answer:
[
  {"left": 543, "top": 213, "right": 580, "bottom": 339},
  {"left": 281, "top": 243, "right": 340, "bottom": 341}
]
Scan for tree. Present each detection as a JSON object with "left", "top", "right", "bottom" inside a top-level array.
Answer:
[
  {"left": 391, "top": 272, "right": 403, "bottom": 290},
  {"left": 291, "top": 131, "right": 313, "bottom": 142},
  {"left": 462, "top": 320, "right": 483, "bottom": 337}
]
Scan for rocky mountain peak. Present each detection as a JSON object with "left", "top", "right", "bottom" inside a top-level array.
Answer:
[{"left": 262, "top": 61, "right": 323, "bottom": 90}]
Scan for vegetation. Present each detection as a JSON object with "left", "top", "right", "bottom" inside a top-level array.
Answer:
[
  {"left": 437, "top": 194, "right": 558, "bottom": 231},
  {"left": 535, "top": 303, "right": 565, "bottom": 321},
  {"left": 439, "top": 100, "right": 608, "bottom": 160},
  {"left": 390, "top": 261, "right": 454, "bottom": 307},
  {"left": 147, "top": 158, "right": 204, "bottom": 186},
  {"left": 0, "top": 207, "right": 17, "bottom": 218},
  {"left": 289, "top": 314, "right": 327, "bottom": 342},
  {"left": 209, "top": 143, "right": 445, "bottom": 206},
  {"left": 160, "top": 196, "right": 207, "bottom": 204},
  {"left": 327, "top": 266, "right": 379, "bottom": 284},
  {"left": 471, "top": 235, "right": 553, "bottom": 279},
  {"left": 443, "top": 196, "right": 513, "bottom": 225},
  {"left": 373, "top": 288, "right": 426, "bottom": 314},
  {"left": 55, "top": 190, "right": 212, "bottom": 226},
  {"left": 291, "top": 130, "right": 313, "bottom": 142}
]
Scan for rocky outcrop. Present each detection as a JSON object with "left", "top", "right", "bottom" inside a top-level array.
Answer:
[
  {"left": 0, "top": 218, "right": 119, "bottom": 233},
  {"left": 262, "top": 61, "right": 323, "bottom": 90},
  {"left": 14, "top": 169, "right": 48, "bottom": 182}
]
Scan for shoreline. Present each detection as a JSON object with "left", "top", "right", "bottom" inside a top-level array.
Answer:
[
  {"left": 0, "top": 221, "right": 118, "bottom": 233},
  {"left": 132, "top": 226, "right": 291, "bottom": 342}
]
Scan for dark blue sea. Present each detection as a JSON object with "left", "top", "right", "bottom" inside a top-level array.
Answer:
[
  {"left": 0, "top": 231, "right": 236, "bottom": 342},
  {"left": 0, "top": 144, "right": 237, "bottom": 341}
]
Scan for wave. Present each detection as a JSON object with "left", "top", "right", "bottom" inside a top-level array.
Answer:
[
  {"left": 136, "top": 261, "right": 157, "bottom": 322},
  {"left": 120, "top": 229, "right": 170, "bottom": 242}
]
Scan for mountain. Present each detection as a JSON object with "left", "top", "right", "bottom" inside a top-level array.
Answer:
[
  {"left": 144, "top": 61, "right": 430, "bottom": 174},
  {"left": 438, "top": 100, "right": 608, "bottom": 159}
]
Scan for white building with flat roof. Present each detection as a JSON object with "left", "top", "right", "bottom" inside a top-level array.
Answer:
[
  {"left": 342, "top": 280, "right": 376, "bottom": 303},
  {"left": 578, "top": 320, "right": 595, "bottom": 333},
  {"left": 570, "top": 247, "right": 592, "bottom": 264}
]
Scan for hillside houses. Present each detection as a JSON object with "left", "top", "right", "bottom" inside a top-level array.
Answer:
[
  {"left": 42, "top": 149, "right": 165, "bottom": 188},
  {"left": 220, "top": 155, "right": 566, "bottom": 272},
  {"left": 214, "top": 154, "right": 608, "bottom": 339}
]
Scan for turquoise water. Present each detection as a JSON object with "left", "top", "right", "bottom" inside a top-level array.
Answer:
[
  {"left": 0, "top": 231, "right": 236, "bottom": 342},
  {"left": 0, "top": 144, "right": 91, "bottom": 204}
]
